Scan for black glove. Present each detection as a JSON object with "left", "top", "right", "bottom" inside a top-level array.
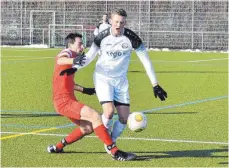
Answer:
[
  {"left": 153, "top": 85, "right": 167, "bottom": 101},
  {"left": 59, "top": 53, "right": 86, "bottom": 76},
  {"left": 82, "top": 88, "right": 96, "bottom": 95},
  {"left": 73, "top": 53, "right": 86, "bottom": 66},
  {"left": 60, "top": 68, "right": 77, "bottom": 76}
]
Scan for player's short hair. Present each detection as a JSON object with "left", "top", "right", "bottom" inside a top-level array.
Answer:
[
  {"left": 65, "top": 33, "right": 82, "bottom": 48},
  {"left": 111, "top": 9, "right": 127, "bottom": 17},
  {"left": 103, "top": 13, "right": 109, "bottom": 22}
]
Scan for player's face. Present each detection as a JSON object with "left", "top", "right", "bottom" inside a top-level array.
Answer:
[
  {"left": 103, "top": 15, "right": 108, "bottom": 22},
  {"left": 73, "top": 37, "right": 84, "bottom": 54},
  {"left": 110, "top": 14, "right": 126, "bottom": 36}
]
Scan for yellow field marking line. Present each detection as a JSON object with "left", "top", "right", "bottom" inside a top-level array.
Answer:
[{"left": 0, "top": 127, "right": 57, "bottom": 140}]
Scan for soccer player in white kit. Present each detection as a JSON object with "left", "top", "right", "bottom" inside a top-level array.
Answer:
[
  {"left": 75, "top": 8, "right": 167, "bottom": 153},
  {"left": 93, "top": 13, "right": 111, "bottom": 36}
]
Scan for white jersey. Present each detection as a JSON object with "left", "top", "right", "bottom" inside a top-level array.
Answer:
[
  {"left": 94, "top": 22, "right": 111, "bottom": 36},
  {"left": 79, "top": 27, "right": 158, "bottom": 85},
  {"left": 94, "top": 28, "right": 139, "bottom": 77}
]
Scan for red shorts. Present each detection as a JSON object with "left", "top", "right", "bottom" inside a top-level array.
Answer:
[{"left": 53, "top": 95, "right": 85, "bottom": 122}]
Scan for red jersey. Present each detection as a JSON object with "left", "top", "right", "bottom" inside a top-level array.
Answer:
[{"left": 52, "top": 49, "right": 77, "bottom": 100}]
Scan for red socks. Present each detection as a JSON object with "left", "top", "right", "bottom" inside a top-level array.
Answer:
[
  {"left": 56, "top": 127, "right": 84, "bottom": 150},
  {"left": 94, "top": 124, "right": 118, "bottom": 155},
  {"left": 55, "top": 124, "right": 118, "bottom": 155}
]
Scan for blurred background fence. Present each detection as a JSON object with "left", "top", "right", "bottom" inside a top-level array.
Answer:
[{"left": 1, "top": 0, "right": 228, "bottom": 50}]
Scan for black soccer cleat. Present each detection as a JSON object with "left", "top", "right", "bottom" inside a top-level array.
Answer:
[
  {"left": 112, "top": 150, "right": 137, "bottom": 161},
  {"left": 47, "top": 145, "right": 64, "bottom": 153}
]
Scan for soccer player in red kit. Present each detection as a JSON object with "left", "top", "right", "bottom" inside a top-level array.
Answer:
[{"left": 47, "top": 32, "right": 136, "bottom": 161}]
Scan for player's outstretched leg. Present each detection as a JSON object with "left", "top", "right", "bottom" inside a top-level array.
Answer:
[
  {"left": 47, "top": 119, "right": 93, "bottom": 153},
  {"left": 47, "top": 127, "right": 84, "bottom": 153},
  {"left": 81, "top": 106, "right": 137, "bottom": 161}
]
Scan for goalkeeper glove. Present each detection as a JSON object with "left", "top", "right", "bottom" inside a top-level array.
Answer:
[
  {"left": 82, "top": 88, "right": 96, "bottom": 95},
  {"left": 59, "top": 53, "right": 86, "bottom": 76},
  {"left": 153, "top": 85, "right": 167, "bottom": 101}
]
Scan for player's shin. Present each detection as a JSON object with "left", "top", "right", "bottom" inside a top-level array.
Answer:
[
  {"left": 112, "top": 119, "right": 126, "bottom": 142},
  {"left": 56, "top": 127, "right": 84, "bottom": 150},
  {"left": 56, "top": 139, "right": 68, "bottom": 150},
  {"left": 94, "top": 124, "right": 118, "bottom": 155},
  {"left": 102, "top": 114, "right": 113, "bottom": 134}
]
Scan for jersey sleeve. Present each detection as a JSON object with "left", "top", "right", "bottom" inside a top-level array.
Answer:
[
  {"left": 94, "top": 28, "right": 99, "bottom": 36},
  {"left": 135, "top": 44, "right": 158, "bottom": 85},
  {"left": 124, "top": 28, "right": 142, "bottom": 49},
  {"left": 94, "top": 27, "right": 110, "bottom": 47},
  {"left": 94, "top": 22, "right": 102, "bottom": 36}
]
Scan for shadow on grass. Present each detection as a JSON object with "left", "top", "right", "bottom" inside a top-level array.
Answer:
[
  {"left": 134, "top": 146, "right": 228, "bottom": 161},
  {"left": 49, "top": 146, "right": 228, "bottom": 163},
  {"left": 218, "top": 162, "right": 228, "bottom": 165},
  {"left": 1, "top": 113, "right": 61, "bottom": 118}
]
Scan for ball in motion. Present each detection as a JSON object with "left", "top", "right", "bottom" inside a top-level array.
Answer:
[{"left": 127, "top": 112, "right": 147, "bottom": 132}]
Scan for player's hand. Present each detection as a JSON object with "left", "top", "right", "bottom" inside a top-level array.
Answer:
[
  {"left": 73, "top": 53, "right": 86, "bottom": 66},
  {"left": 60, "top": 53, "right": 86, "bottom": 76},
  {"left": 60, "top": 68, "right": 77, "bottom": 76},
  {"left": 82, "top": 88, "right": 96, "bottom": 95},
  {"left": 153, "top": 85, "right": 167, "bottom": 101}
]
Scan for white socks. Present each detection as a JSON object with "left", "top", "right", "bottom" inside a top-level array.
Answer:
[
  {"left": 101, "top": 114, "right": 113, "bottom": 134},
  {"left": 111, "top": 119, "right": 126, "bottom": 142},
  {"left": 102, "top": 114, "right": 126, "bottom": 142}
]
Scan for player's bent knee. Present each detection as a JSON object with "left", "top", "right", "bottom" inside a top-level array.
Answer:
[
  {"left": 102, "top": 104, "right": 115, "bottom": 118},
  {"left": 80, "top": 125, "right": 93, "bottom": 135},
  {"left": 119, "top": 117, "right": 128, "bottom": 124},
  {"left": 79, "top": 120, "right": 94, "bottom": 135}
]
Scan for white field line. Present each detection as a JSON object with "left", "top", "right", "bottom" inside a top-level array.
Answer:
[
  {"left": 1, "top": 57, "right": 54, "bottom": 61},
  {"left": 131, "top": 58, "right": 228, "bottom": 63},
  {"left": 184, "top": 58, "right": 228, "bottom": 63},
  {"left": 1, "top": 131, "right": 227, "bottom": 145},
  {"left": 2, "top": 55, "right": 54, "bottom": 58},
  {"left": 1, "top": 49, "right": 57, "bottom": 51}
]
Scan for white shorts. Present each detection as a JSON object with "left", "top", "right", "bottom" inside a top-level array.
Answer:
[{"left": 93, "top": 72, "right": 130, "bottom": 104}]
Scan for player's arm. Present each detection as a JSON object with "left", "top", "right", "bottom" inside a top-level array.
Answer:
[
  {"left": 60, "top": 43, "right": 99, "bottom": 76},
  {"left": 74, "top": 83, "right": 96, "bottom": 95},
  {"left": 57, "top": 56, "right": 75, "bottom": 65},
  {"left": 135, "top": 44, "right": 158, "bottom": 86},
  {"left": 73, "top": 43, "right": 99, "bottom": 70},
  {"left": 94, "top": 22, "right": 102, "bottom": 36},
  {"left": 135, "top": 44, "right": 167, "bottom": 101},
  {"left": 57, "top": 52, "right": 86, "bottom": 66},
  {"left": 57, "top": 52, "right": 73, "bottom": 65},
  {"left": 58, "top": 52, "right": 86, "bottom": 76},
  {"left": 94, "top": 28, "right": 99, "bottom": 36}
]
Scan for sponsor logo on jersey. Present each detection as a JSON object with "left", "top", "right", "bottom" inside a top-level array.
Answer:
[
  {"left": 122, "top": 43, "right": 129, "bottom": 49},
  {"left": 107, "top": 51, "right": 123, "bottom": 58}
]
